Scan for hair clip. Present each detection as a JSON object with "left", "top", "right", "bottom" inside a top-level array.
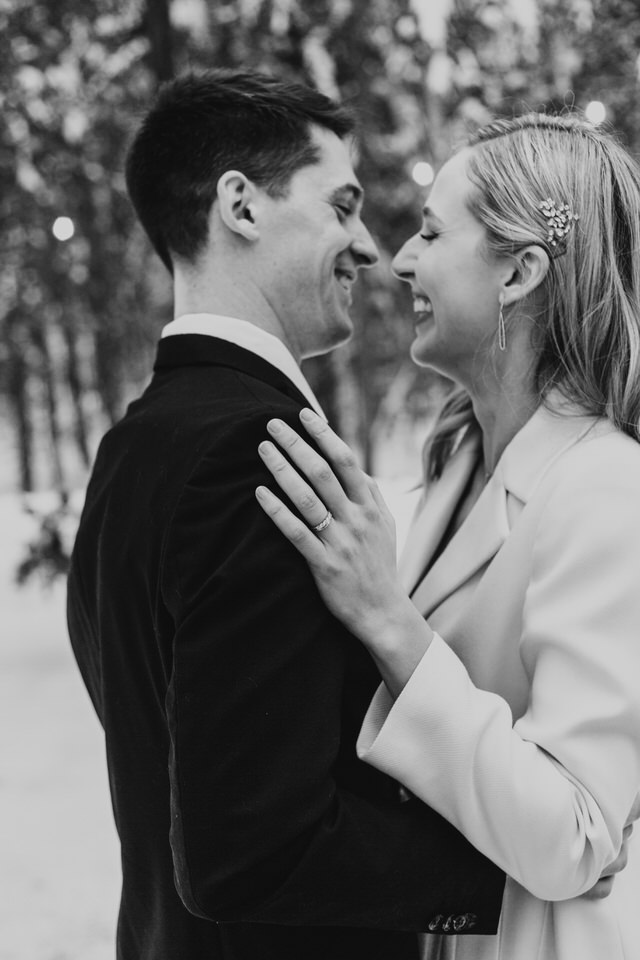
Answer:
[{"left": 538, "top": 198, "right": 579, "bottom": 256}]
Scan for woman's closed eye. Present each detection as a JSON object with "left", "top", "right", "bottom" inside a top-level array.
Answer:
[{"left": 420, "top": 231, "right": 439, "bottom": 242}]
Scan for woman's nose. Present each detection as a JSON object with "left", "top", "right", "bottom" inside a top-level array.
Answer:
[{"left": 391, "top": 234, "right": 419, "bottom": 282}]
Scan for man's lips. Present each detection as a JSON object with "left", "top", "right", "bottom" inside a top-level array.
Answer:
[
  {"left": 335, "top": 267, "right": 356, "bottom": 291},
  {"left": 334, "top": 267, "right": 356, "bottom": 301}
]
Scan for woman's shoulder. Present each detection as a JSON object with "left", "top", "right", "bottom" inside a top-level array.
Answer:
[
  {"left": 516, "top": 421, "right": 640, "bottom": 571},
  {"left": 526, "top": 389, "right": 640, "bottom": 482},
  {"left": 532, "top": 419, "right": 640, "bottom": 531},
  {"left": 558, "top": 419, "right": 640, "bottom": 479}
]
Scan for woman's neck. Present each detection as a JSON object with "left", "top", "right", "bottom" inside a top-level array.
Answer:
[
  {"left": 471, "top": 380, "right": 539, "bottom": 477},
  {"left": 458, "top": 322, "right": 540, "bottom": 476}
]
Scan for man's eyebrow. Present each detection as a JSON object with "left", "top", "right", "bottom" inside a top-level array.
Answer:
[{"left": 329, "top": 184, "right": 364, "bottom": 205}]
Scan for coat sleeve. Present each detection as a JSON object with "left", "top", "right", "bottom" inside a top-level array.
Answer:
[
  {"left": 160, "top": 408, "right": 504, "bottom": 931},
  {"left": 357, "top": 438, "right": 640, "bottom": 901}
]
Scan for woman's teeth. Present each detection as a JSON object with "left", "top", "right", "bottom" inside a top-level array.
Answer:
[{"left": 413, "top": 296, "right": 432, "bottom": 313}]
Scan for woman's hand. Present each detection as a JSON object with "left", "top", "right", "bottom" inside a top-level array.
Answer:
[
  {"left": 255, "top": 409, "right": 433, "bottom": 696},
  {"left": 582, "top": 794, "right": 640, "bottom": 899}
]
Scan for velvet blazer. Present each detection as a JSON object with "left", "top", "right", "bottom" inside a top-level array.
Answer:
[{"left": 67, "top": 334, "right": 504, "bottom": 960}]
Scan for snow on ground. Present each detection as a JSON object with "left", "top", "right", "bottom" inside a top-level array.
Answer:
[{"left": 0, "top": 495, "right": 119, "bottom": 960}]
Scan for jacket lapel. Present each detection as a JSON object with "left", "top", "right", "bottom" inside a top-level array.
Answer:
[
  {"left": 406, "top": 395, "right": 604, "bottom": 620},
  {"left": 409, "top": 460, "right": 510, "bottom": 618},
  {"left": 399, "top": 434, "right": 480, "bottom": 594}
]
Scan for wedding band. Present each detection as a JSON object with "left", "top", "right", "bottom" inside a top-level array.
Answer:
[{"left": 312, "top": 511, "right": 333, "bottom": 533}]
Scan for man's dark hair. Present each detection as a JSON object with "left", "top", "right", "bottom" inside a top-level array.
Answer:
[{"left": 125, "top": 69, "right": 356, "bottom": 272}]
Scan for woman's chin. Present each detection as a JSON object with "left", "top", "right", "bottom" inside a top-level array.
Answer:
[
  {"left": 410, "top": 330, "right": 438, "bottom": 369},
  {"left": 410, "top": 340, "right": 461, "bottom": 383}
]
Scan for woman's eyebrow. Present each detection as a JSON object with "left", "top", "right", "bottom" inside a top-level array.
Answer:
[{"left": 421, "top": 205, "right": 444, "bottom": 225}]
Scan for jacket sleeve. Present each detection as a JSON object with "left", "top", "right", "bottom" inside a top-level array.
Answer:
[
  {"left": 160, "top": 408, "right": 504, "bottom": 931},
  {"left": 358, "top": 439, "right": 640, "bottom": 901}
]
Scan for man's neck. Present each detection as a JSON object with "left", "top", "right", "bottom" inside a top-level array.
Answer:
[{"left": 173, "top": 269, "right": 296, "bottom": 358}]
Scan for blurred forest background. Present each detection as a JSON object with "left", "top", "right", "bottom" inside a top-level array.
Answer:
[{"left": 3, "top": 0, "right": 640, "bottom": 572}]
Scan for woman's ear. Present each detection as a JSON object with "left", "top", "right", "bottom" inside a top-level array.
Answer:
[
  {"left": 501, "top": 245, "right": 550, "bottom": 308},
  {"left": 214, "top": 170, "right": 260, "bottom": 241}
]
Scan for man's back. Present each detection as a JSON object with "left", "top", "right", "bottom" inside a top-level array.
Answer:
[{"left": 68, "top": 335, "right": 503, "bottom": 959}]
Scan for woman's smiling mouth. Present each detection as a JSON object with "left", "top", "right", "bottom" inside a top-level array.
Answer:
[{"left": 413, "top": 295, "right": 433, "bottom": 315}]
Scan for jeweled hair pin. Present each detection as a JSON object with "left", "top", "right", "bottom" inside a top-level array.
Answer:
[{"left": 539, "top": 197, "right": 579, "bottom": 256}]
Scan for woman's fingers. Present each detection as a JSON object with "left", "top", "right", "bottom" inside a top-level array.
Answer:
[
  {"left": 264, "top": 417, "right": 359, "bottom": 513},
  {"left": 260, "top": 413, "right": 395, "bottom": 541},
  {"left": 582, "top": 822, "right": 634, "bottom": 900},
  {"left": 295, "top": 409, "right": 372, "bottom": 504},
  {"left": 255, "top": 485, "right": 326, "bottom": 563},
  {"left": 258, "top": 438, "right": 338, "bottom": 530}
]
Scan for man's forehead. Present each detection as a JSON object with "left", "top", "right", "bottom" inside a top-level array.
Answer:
[
  {"left": 307, "top": 125, "right": 363, "bottom": 193},
  {"left": 297, "top": 159, "right": 364, "bottom": 205}
]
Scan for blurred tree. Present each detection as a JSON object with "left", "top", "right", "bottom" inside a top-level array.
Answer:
[
  {"left": 1, "top": 0, "right": 175, "bottom": 497},
  {"left": 2, "top": 0, "right": 640, "bottom": 509}
]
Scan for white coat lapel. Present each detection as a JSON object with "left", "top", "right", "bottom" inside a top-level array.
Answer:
[
  {"left": 398, "top": 435, "right": 480, "bottom": 595},
  {"left": 410, "top": 463, "right": 510, "bottom": 618},
  {"left": 407, "top": 393, "right": 604, "bottom": 621}
]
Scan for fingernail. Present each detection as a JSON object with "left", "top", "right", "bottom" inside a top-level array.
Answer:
[
  {"left": 300, "top": 408, "right": 317, "bottom": 423},
  {"left": 258, "top": 441, "right": 274, "bottom": 456},
  {"left": 255, "top": 485, "right": 271, "bottom": 501},
  {"left": 267, "top": 418, "right": 285, "bottom": 434}
]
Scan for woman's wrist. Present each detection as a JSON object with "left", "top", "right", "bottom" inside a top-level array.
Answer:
[{"left": 357, "top": 597, "right": 434, "bottom": 699}]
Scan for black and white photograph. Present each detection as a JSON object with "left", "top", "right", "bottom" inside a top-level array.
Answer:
[{"left": 2, "top": 1, "right": 640, "bottom": 958}]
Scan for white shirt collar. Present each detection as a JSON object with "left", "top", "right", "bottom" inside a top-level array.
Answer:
[{"left": 161, "top": 313, "right": 325, "bottom": 417}]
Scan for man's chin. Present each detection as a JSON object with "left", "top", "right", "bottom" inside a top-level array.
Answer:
[{"left": 302, "top": 321, "right": 353, "bottom": 360}]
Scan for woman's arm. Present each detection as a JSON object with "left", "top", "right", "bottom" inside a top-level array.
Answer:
[{"left": 255, "top": 410, "right": 640, "bottom": 901}]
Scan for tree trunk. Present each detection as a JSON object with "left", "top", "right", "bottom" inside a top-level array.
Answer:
[
  {"left": 145, "top": 0, "right": 175, "bottom": 83},
  {"left": 6, "top": 323, "right": 34, "bottom": 492},
  {"left": 92, "top": 325, "right": 123, "bottom": 426},
  {"left": 31, "top": 325, "right": 66, "bottom": 494},
  {"left": 63, "top": 323, "right": 92, "bottom": 468}
]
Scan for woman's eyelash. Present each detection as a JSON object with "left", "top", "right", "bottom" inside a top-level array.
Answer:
[{"left": 420, "top": 231, "right": 438, "bottom": 241}]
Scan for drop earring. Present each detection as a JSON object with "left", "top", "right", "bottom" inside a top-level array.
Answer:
[{"left": 498, "top": 293, "right": 506, "bottom": 351}]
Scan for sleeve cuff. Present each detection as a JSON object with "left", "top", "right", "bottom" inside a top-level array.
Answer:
[{"left": 357, "top": 633, "right": 451, "bottom": 765}]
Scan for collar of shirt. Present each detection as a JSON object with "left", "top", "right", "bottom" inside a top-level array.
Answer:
[{"left": 161, "top": 313, "right": 326, "bottom": 417}]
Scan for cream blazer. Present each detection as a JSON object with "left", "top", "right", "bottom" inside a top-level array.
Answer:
[{"left": 358, "top": 398, "right": 640, "bottom": 960}]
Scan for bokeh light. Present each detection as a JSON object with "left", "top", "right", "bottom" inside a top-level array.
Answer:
[
  {"left": 585, "top": 100, "right": 606, "bottom": 125},
  {"left": 412, "top": 161, "right": 435, "bottom": 186},
  {"left": 52, "top": 216, "right": 75, "bottom": 241}
]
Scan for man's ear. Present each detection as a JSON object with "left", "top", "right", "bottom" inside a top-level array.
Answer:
[
  {"left": 215, "top": 170, "right": 260, "bottom": 241},
  {"left": 501, "top": 245, "right": 550, "bottom": 308}
]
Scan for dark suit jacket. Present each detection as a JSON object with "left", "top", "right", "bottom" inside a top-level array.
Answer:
[{"left": 67, "top": 334, "right": 504, "bottom": 960}]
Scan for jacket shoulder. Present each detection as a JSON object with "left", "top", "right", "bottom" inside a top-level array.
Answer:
[{"left": 550, "top": 425, "right": 640, "bottom": 489}]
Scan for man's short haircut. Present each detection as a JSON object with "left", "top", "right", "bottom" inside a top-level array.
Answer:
[{"left": 125, "top": 69, "right": 356, "bottom": 272}]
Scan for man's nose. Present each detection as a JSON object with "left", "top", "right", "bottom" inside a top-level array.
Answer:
[
  {"left": 391, "top": 234, "right": 420, "bottom": 282},
  {"left": 351, "top": 221, "right": 379, "bottom": 268}
]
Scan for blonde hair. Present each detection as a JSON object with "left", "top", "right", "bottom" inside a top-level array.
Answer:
[{"left": 426, "top": 112, "right": 640, "bottom": 480}]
